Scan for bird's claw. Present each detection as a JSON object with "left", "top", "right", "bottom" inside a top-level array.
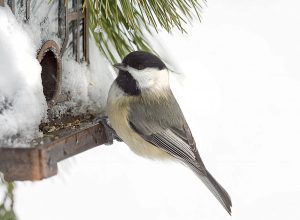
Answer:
[{"left": 99, "top": 116, "right": 122, "bottom": 145}]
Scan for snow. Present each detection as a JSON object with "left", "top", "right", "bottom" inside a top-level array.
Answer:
[
  {"left": 0, "top": 6, "right": 47, "bottom": 143},
  {"left": 1, "top": 0, "right": 300, "bottom": 219},
  {"left": 61, "top": 38, "right": 115, "bottom": 116},
  {"left": 0, "top": 0, "right": 61, "bottom": 144},
  {"left": 19, "top": 0, "right": 60, "bottom": 51}
]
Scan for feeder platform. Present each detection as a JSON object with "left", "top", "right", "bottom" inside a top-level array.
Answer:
[{"left": 0, "top": 116, "right": 109, "bottom": 182}]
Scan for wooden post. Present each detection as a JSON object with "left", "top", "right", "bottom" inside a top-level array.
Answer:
[
  {"left": 83, "top": 0, "right": 89, "bottom": 63},
  {"left": 59, "top": 0, "right": 68, "bottom": 56},
  {"left": 7, "top": 0, "right": 15, "bottom": 14},
  {"left": 26, "top": 0, "right": 31, "bottom": 20},
  {"left": 75, "top": 0, "right": 80, "bottom": 62},
  {"left": 0, "top": 0, "right": 4, "bottom": 7}
]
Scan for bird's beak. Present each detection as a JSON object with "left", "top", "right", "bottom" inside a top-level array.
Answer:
[{"left": 113, "top": 63, "right": 127, "bottom": 71}]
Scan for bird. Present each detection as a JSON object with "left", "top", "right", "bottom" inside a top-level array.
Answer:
[{"left": 106, "top": 51, "right": 232, "bottom": 214}]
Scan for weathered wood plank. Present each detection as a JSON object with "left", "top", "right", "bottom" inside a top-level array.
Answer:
[{"left": 0, "top": 120, "right": 108, "bottom": 181}]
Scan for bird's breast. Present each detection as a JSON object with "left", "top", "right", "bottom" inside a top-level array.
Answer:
[{"left": 106, "top": 82, "right": 171, "bottom": 160}]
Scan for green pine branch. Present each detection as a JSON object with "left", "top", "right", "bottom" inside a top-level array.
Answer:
[
  {"left": 86, "top": 0, "right": 205, "bottom": 63},
  {"left": 0, "top": 176, "right": 17, "bottom": 220}
]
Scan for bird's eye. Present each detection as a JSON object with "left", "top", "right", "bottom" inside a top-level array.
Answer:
[{"left": 138, "top": 64, "right": 144, "bottom": 70}]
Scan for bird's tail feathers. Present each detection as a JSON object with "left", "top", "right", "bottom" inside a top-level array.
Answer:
[{"left": 197, "top": 169, "right": 232, "bottom": 215}]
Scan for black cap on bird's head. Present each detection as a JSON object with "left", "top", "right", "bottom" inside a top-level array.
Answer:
[
  {"left": 113, "top": 51, "right": 166, "bottom": 71},
  {"left": 114, "top": 51, "right": 169, "bottom": 96}
]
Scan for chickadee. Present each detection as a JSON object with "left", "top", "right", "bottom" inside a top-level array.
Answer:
[{"left": 106, "top": 51, "right": 232, "bottom": 214}]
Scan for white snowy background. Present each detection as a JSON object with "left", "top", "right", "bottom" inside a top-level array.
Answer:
[{"left": 1, "top": 0, "right": 300, "bottom": 219}]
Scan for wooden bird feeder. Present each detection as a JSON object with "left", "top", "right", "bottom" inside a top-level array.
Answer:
[{"left": 0, "top": 0, "right": 110, "bottom": 181}]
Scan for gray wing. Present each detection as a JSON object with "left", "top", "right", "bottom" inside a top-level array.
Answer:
[{"left": 128, "top": 91, "right": 232, "bottom": 214}]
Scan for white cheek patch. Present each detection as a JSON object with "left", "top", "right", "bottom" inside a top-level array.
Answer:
[{"left": 127, "top": 67, "right": 169, "bottom": 90}]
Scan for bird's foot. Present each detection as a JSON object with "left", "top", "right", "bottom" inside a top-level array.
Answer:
[{"left": 99, "top": 116, "right": 122, "bottom": 145}]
